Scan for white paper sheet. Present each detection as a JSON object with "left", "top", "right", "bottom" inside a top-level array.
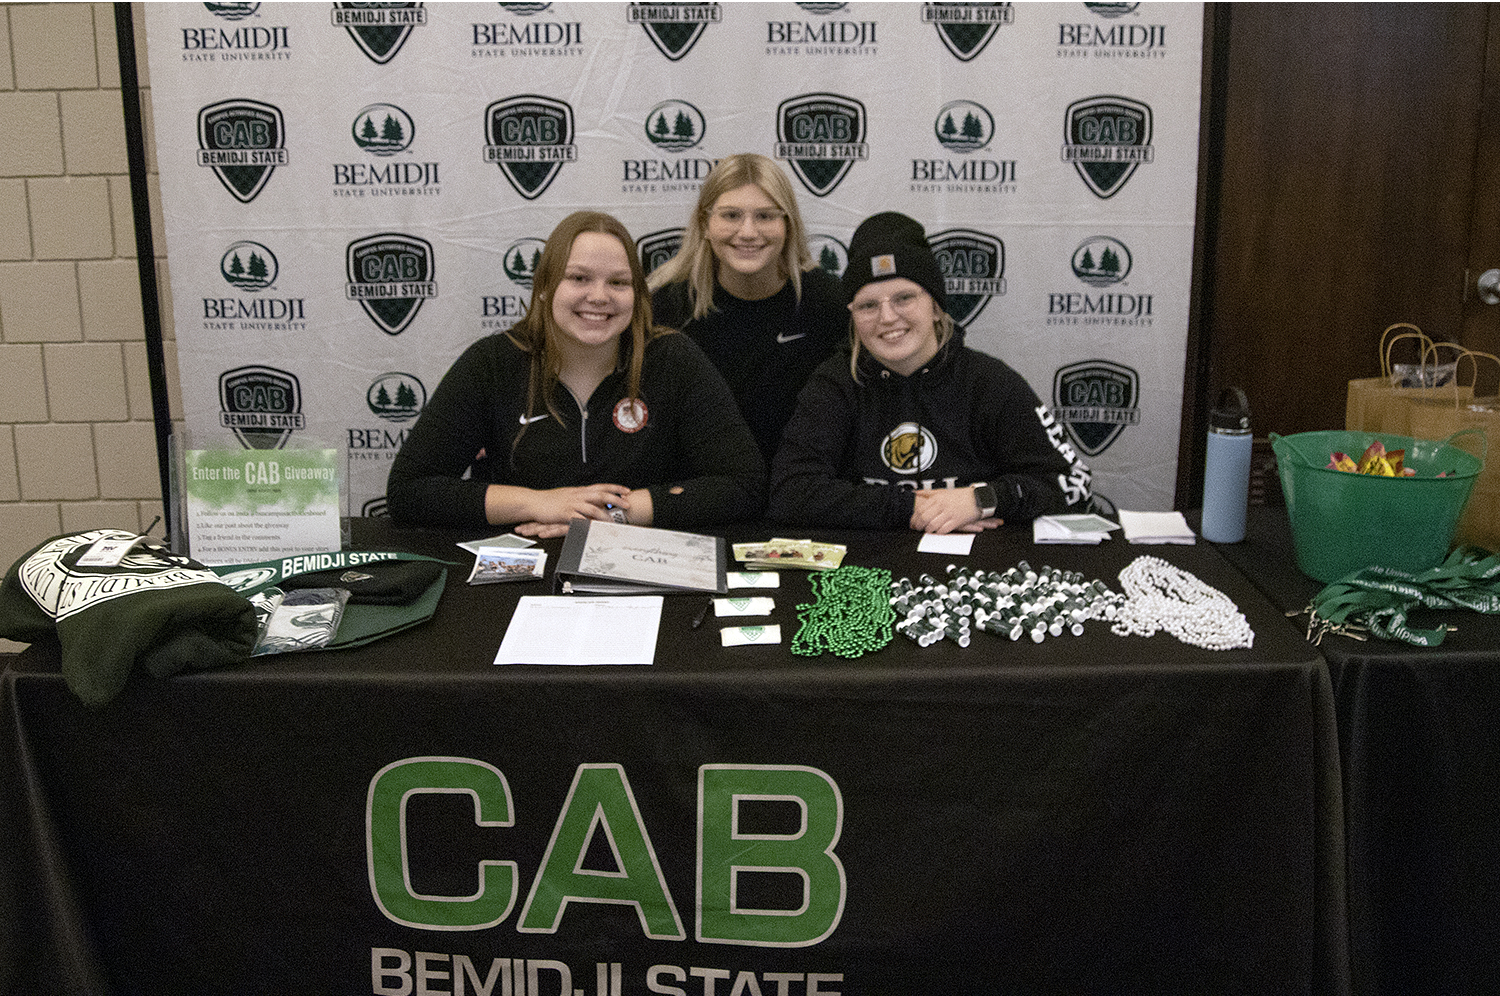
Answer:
[
  {"left": 917, "top": 532, "right": 976, "bottom": 555},
  {"left": 493, "top": 596, "right": 662, "bottom": 666}
]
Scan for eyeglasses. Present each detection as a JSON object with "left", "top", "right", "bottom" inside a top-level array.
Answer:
[
  {"left": 849, "top": 289, "right": 927, "bottom": 320},
  {"left": 708, "top": 207, "right": 787, "bottom": 229}
]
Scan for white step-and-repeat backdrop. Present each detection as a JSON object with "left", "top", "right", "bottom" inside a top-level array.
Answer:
[{"left": 146, "top": 1, "right": 1201, "bottom": 516}]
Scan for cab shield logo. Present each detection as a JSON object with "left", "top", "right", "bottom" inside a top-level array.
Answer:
[
  {"left": 629, "top": 3, "right": 721, "bottom": 61},
  {"left": 219, "top": 364, "right": 305, "bottom": 450},
  {"left": 776, "top": 92, "right": 868, "bottom": 198},
  {"left": 1053, "top": 359, "right": 1141, "bottom": 456},
  {"left": 930, "top": 228, "right": 1005, "bottom": 327},
  {"left": 197, "top": 99, "right": 287, "bottom": 203},
  {"left": 332, "top": 2, "right": 427, "bottom": 64},
  {"left": 638, "top": 229, "right": 685, "bottom": 277},
  {"left": 1063, "top": 95, "right": 1154, "bottom": 199},
  {"left": 923, "top": 3, "right": 1013, "bottom": 62},
  {"left": 484, "top": 95, "right": 577, "bottom": 200},
  {"left": 346, "top": 233, "right": 437, "bottom": 335}
]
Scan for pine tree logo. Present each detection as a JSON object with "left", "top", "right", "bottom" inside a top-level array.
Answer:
[
  {"left": 366, "top": 372, "right": 426, "bottom": 423},
  {"left": 933, "top": 100, "right": 993, "bottom": 153},
  {"left": 503, "top": 237, "right": 548, "bottom": 288},
  {"left": 205, "top": 3, "right": 260, "bottom": 20},
  {"left": 644, "top": 100, "right": 706, "bottom": 152},
  {"left": 808, "top": 235, "right": 848, "bottom": 278},
  {"left": 1071, "top": 236, "right": 1132, "bottom": 287},
  {"left": 220, "top": 241, "right": 278, "bottom": 291},
  {"left": 637, "top": 229, "right": 685, "bottom": 278},
  {"left": 352, "top": 103, "right": 415, "bottom": 157}
]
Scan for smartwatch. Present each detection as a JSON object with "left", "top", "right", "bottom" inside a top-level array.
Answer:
[{"left": 973, "top": 484, "right": 998, "bottom": 519}]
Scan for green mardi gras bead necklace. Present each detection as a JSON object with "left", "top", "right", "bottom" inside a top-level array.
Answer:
[{"left": 791, "top": 565, "right": 896, "bottom": 658}]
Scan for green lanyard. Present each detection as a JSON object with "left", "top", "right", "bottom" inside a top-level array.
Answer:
[{"left": 1308, "top": 547, "right": 1500, "bottom": 646}]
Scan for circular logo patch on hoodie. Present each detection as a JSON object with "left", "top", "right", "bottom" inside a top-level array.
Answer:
[
  {"left": 613, "top": 398, "right": 648, "bottom": 433},
  {"left": 881, "top": 422, "right": 936, "bottom": 474}
]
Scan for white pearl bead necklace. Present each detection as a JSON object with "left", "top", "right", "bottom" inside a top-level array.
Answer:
[{"left": 1111, "top": 555, "right": 1255, "bottom": 651}]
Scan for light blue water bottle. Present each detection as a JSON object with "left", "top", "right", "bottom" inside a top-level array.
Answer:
[{"left": 1201, "top": 387, "right": 1252, "bottom": 543}]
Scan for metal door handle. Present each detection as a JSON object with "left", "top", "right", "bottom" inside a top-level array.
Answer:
[{"left": 1479, "top": 268, "right": 1500, "bottom": 305}]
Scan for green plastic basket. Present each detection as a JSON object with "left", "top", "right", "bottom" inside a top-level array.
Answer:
[{"left": 1269, "top": 429, "right": 1486, "bottom": 582}]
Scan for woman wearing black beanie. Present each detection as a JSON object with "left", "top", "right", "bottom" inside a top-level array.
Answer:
[{"left": 768, "top": 212, "right": 1093, "bottom": 533}]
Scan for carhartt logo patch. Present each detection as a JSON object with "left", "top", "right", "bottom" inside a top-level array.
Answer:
[{"left": 871, "top": 254, "right": 897, "bottom": 277}]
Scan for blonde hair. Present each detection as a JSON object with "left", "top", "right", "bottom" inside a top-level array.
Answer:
[
  {"left": 646, "top": 153, "right": 814, "bottom": 320},
  {"left": 849, "top": 307, "right": 956, "bottom": 383},
  {"left": 507, "top": 211, "right": 666, "bottom": 443}
]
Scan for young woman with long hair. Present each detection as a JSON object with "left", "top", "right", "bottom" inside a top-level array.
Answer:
[{"left": 388, "top": 211, "right": 764, "bottom": 537}]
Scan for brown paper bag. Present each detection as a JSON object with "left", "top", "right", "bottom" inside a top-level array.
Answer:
[
  {"left": 1407, "top": 351, "right": 1498, "bottom": 552},
  {"left": 1345, "top": 324, "right": 1473, "bottom": 433}
]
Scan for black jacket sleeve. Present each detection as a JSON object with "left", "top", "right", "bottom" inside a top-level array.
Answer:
[
  {"left": 643, "top": 334, "right": 767, "bottom": 528},
  {"left": 385, "top": 338, "right": 500, "bottom": 529},
  {"left": 767, "top": 359, "right": 916, "bottom": 529},
  {"left": 970, "top": 358, "right": 1091, "bottom": 521}
]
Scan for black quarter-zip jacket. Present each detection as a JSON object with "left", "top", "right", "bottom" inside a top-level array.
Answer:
[
  {"left": 387, "top": 331, "right": 766, "bottom": 529},
  {"left": 768, "top": 330, "right": 1092, "bottom": 529}
]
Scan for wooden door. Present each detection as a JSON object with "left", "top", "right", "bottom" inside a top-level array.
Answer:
[{"left": 1178, "top": 3, "right": 1498, "bottom": 505}]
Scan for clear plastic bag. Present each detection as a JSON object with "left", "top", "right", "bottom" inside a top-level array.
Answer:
[{"left": 251, "top": 587, "right": 350, "bottom": 656}]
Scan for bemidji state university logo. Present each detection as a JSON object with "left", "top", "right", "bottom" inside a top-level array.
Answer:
[
  {"left": 333, "top": 2, "right": 427, "bottom": 64},
  {"left": 346, "top": 233, "right": 437, "bottom": 335},
  {"left": 628, "top": 2, "right": 721, "bottom": 61},
  {"left": 197, "top": 99, "right": 287, "bottom": 203},
  {"left": 1063, "top": 94, "right": 1154, "bottom": 199},
  {"left": 219, "top": 364, "right": 304, "bottom": 450},
  {"left": 484, "top": 95, "right": 577, "bottom": 200},
  {"left": 776, "top": 92, "right": 868, "bottom": 198},
  {"left": 929, "top": 229, "right": 1005, "bottom": 327},
  {"left": 922, "top": 2, "right": 1013, "bottom": 62}
]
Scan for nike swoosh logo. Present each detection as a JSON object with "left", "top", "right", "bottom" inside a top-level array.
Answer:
[
  {"left": 518, "top": 413, "right": 549, "bottom": 424},
  {"left": 776, "top": 332, "right": 807, "bottom": 344}
]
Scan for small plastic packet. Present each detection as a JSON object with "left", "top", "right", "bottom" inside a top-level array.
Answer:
[{"left": 252, "top": 587, "right": 350, "bottom": 656}]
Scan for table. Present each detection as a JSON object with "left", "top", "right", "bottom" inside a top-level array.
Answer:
[
  {"left": 1216, "top": 506, "right": 1500, "bottom": 996},
  {"left": 2, "top": 521, "right": 1347, "bottom": 996}
]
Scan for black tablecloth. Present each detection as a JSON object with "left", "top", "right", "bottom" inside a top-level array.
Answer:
[
  {"left": 1, "top": 521, "right": 1347, "bottom": 996},
  {"left": 1216, "top": 507, "right": 1500, "bottom": 996}
]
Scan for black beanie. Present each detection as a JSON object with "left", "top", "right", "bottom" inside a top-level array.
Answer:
[{"left": 842, "top": 211, "right": 947, "bottom": 311}]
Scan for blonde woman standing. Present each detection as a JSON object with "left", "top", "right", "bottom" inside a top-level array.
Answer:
[{"left": 649, "top": 153, "right": 847, "bottom": 463}]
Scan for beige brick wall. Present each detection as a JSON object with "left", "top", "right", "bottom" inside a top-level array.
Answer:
[{"left": 1, "top": 3, "right": 170, "bottom": 652}]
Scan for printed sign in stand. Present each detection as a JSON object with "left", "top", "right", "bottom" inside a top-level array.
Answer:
[{"left": 183, "top": 448, "right": 343, "bottom": 566}]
